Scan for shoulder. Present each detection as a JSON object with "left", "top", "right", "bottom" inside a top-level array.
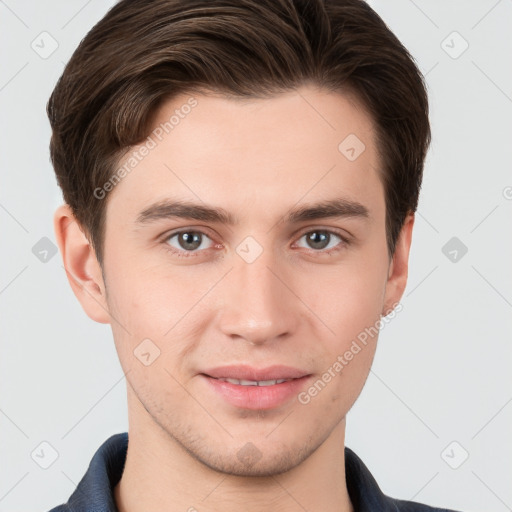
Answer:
[
  {"left": 44, "top": 432, "right": 128, "bottom": 512},
  {"left": 389, "top": 496, "right": 463, "bottom": 511},
  {"left": 344, "top": 446, "right": 463, "bottom": 512}
]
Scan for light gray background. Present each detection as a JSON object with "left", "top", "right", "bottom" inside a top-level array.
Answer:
[{"left": 1, "top": 1, "right": 511, "bottom": 511}]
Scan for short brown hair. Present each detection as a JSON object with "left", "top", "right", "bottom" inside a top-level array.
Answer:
[{"left": 47, "top": 0, "right": 431, "bottom": 267}]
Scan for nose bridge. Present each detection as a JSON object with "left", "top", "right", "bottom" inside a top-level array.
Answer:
[{"left": 218, "top": 244, "right": 295, "bottom": 344}]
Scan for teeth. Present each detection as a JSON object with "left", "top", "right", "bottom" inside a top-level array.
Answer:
[{"left": 217, "top": 378, "right": 291, "bottom": 386}]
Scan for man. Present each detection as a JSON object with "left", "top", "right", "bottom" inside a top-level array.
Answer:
[{"left": 47, "top": 0, "right": 462, "bottom": 510}]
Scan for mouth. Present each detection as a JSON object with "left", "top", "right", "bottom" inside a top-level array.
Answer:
[
  {"left": 199, "top": 367, "right": 313, "bottom": 410},
  {"left": 200, "top": 364, "right": 310, "bottom": 382},
  {"left": 206, "top": 377, "right": 295, "bottom": 386}
]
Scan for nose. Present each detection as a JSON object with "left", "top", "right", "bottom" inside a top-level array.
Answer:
[{"left": 217, "top": 248, "right": 297, "bottom": 346}]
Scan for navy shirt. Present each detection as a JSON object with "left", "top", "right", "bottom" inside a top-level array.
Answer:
[{"left": 47, "top": 432, "right": 461, "bottom": 511}]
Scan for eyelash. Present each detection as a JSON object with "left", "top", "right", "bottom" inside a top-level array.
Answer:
[{"left": 161, "top": 228, "right": 350, "bottom": 259}]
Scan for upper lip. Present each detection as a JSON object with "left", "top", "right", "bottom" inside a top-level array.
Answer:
[{"left": 201, "top": 365, "right": 311, "bottom": 381}]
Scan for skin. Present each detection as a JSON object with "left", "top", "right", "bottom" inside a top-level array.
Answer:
[{"left": 54, "top": 85, "right": 414, "bottom": 512}]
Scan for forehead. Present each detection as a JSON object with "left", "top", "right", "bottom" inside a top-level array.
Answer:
[{"left": 105, "top": 86, "right": 384, "bottom": 227}]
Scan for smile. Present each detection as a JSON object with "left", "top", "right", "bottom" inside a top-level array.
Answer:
[{"left": 214, "top": 378, "right": 292, "bottom": 386}]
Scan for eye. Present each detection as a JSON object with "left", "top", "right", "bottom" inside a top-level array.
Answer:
[
  {"left": 163, "top": 230, "right": 215, "bottom": 257},
  {"left": 294, "top": 229, "right": 349, "bottom": 254},
  {"left": 161, "top": 228, "right": 350, "bottom": 259}
]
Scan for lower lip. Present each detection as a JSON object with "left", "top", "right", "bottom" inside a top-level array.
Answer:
[{"left": 201, "top": 374, "right": 312, "bottom": 410}]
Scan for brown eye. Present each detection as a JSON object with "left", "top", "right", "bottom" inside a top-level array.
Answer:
[{"left": 177, "top": 232, "right": 202, "bottom": 250}]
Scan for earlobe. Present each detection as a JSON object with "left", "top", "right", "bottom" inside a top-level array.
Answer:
[
  {"left": 382, "top": 213, "right": 415, "bottom": 317},
  {"left": 53, "top": 204, "right": 111, "bottom": 324}
]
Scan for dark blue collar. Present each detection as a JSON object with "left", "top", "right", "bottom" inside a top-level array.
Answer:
[{"left": 47, "top": 432, "right": 459, "bottom": 512}]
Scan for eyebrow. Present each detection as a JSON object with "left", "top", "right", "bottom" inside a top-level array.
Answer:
[{"left": 135, "top": 197, "right": 370, "bottom": 226}]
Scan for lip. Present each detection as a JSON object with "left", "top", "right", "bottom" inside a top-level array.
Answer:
[
  {"left": 199, "top": 365, "right": 313, "bottom": 410},
  {"left": 201, "top": 364, "right": 310, "bottom": 381}
]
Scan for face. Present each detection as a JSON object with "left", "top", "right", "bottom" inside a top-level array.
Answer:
[{"left": 60, "top": 85, "right": 412, "bottom": 477}]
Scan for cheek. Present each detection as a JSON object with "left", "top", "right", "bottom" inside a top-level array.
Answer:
[
  {"left": 304, "top": 254, "right": 388, "bottom": 343},
  {"left": 297, "top": 266, "right": 384, "bottom": 413},
  {"left": 104, "top": 262, "right": 216, "bottom": 375},
  {"left": 105, "top": 259, "right": 203, "bottom": 332},
  {"left": 295, "top": 254, "right": 387, "bottom": 406}
]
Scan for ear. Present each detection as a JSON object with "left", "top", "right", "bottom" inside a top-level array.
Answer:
[
  {"left": 53, "top": 204, "right": 111, "bottom": 324},
  {"left": 382, "top": 213, "right": 415, "bottom": 316}
]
